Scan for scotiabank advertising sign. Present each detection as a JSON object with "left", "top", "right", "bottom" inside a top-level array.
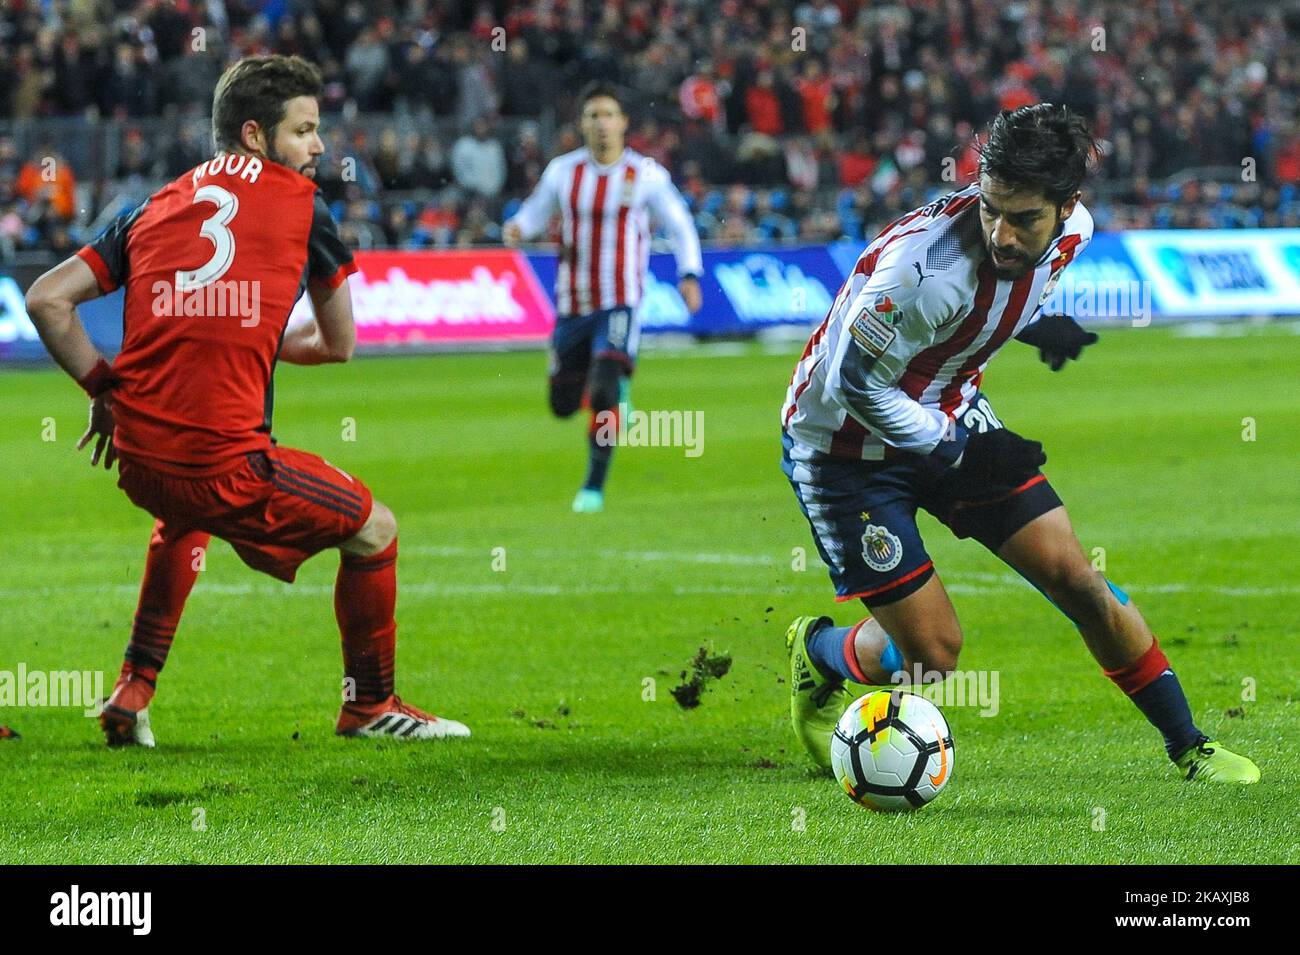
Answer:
[{"left": 289, "top": 249, "right": 555, "bottom": 346}]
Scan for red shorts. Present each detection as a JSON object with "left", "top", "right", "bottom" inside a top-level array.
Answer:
[{"left": 117, "top": 446, "right": 374, "bottom": 582}]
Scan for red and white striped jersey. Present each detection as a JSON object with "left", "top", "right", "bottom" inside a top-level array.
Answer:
[
  {"left": 507, "top": 146, "right": 703, "bottom": 316},
  {"left": 781, "top": 184, "right": 1093, "bottom": 459}
]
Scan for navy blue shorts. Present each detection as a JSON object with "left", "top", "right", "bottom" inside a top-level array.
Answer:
[
  {"left": 549, "top": 305, "right": 640, "bottom": 381},
  {"left": 782, "top": 394, "right": 1062, "bottom": 607}
]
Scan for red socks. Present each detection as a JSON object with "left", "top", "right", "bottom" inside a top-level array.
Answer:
[
  {"left": 121, "top": 524, "right": 400, "bottom": 711},
  {"left": 843, "top": 619, "right": 871, "bottom": 683},
  {"left": 335, "top": 537, "right": 398, "bottom": 705},
  {"left": 118, "top": 520, "right": 209, "bottom": 694},
  {"left": 1103, "top": 638, "right": 1171, "bottom": 695},
  {"left": 1102, "top": 637, "right": 1204, "bottom": 759}
]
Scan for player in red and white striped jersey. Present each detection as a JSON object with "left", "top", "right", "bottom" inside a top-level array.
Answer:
[
  {"left": 504, "top": 83, "right": 703, "bottom": 513},
  {"left": 782, "top": 105, "right": 1258, "bottom": 785},
  {"left": 781, "top": 182, "right": 1091, "bottom": 459}
]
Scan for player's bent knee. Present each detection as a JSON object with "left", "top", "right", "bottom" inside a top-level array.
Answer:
[
  {"left": 882, "top": 621, "right": 963, "bottom": 677},
  {"left": 343, "top": 501, "right": 397, "bottom": 557},
  {"left": 549, "top": 379, "right": 584, "bottom": 418},
  {"left": 587, "top": 358, "right": 623, "bottom": 413},
  {"left": 870, "top": 575, "right": 963, "bottom": 676},
  {"left": 914, "top": 630, "right": 963, "bottom": 676},
  {"left": 369, "top": 502, "right": 397, "bottom": 548}
]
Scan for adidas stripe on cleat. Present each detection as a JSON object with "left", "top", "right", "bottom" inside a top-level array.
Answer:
[
  {"left": 336, "top": 694, "right": 470, "bottom": 740},
  {"left": 786, "top": 614, "right": 852, "bottom": 771},
  {"left": 1173, "top": 738, "right": 1260, "bottom": 784}
]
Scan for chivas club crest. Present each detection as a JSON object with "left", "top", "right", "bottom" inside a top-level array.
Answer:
[
  {"left": 620, "top": 164, "right": 637, "bottom": 204},
  {"left": 861, "top": 523, "right": 903, "bottom": 572}
]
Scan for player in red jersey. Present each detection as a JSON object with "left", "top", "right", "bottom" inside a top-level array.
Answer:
[{"left": 26, "top": 55, "right": 469, "bottom": 745}]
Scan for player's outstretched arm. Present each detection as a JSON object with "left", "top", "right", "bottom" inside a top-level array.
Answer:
[{"left": 280, "top": 279, "right": 356, "bottom": 365}]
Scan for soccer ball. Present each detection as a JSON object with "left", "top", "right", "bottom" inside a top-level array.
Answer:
[{"left": 831, "top": 689, "right": 954, "bottom": 812}]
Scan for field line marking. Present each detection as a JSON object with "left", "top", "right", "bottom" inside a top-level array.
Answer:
[{"left": 0, "top": 580, "right": 1296, "bottom": 600}]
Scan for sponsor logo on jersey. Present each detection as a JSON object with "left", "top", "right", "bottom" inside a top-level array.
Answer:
[
  {"left": 861, "top": 523, "right": 903, "bottom": 572},
  {"left": 872, "top": 293, "right": 899, "bottom": 320},
  {"left": 848, "top": 296, "right": 898, "bottom": 357}
]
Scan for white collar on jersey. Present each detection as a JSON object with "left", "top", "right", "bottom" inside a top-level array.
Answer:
[{"left": 585, "top": 147, "right": 628, "bottom": 172}]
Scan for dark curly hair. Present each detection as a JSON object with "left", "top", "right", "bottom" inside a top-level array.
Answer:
[{"left": 977, "top": 104, "right": 1098, "bottom": 207}]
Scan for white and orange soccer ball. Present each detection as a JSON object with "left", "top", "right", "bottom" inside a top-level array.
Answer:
[{"left": 831, "top": 689, "right": 954, "bottom": 812}]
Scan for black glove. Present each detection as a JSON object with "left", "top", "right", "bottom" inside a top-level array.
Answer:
[
  {"left": 955, "top": 428, "right": 1046, "bottom": 486},
  {"left": 1015, "top": 313, "right": 1098, "bottom": 371}
]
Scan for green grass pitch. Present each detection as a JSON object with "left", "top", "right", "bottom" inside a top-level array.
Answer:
[{"left": 1, "top": 323, "right": 1297, "bottom": 864}]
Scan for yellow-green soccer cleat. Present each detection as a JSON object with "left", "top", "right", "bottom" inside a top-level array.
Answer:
[
  {"left": 786, "top": 615, "right": 853, "bottom": 771},
  {"left": 1174, "top": 739, "right": 1260, "bottom": 784}
]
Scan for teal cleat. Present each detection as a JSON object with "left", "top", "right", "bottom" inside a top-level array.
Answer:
[
  {"left": 572, "top": 488, "right": 604, "bottom": 513},
  {"left": 786, "top": 615, "right": 852, "bottom": 771}
]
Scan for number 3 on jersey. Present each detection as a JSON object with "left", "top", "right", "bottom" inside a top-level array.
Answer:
[{"left": 175, "top": 185, "right": 239, "bottom": 291}]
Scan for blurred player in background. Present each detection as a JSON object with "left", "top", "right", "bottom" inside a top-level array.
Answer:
[
  {"left": 781, "top": 104, "right": 1258, "bottom": 784},
  {"left": 504, "top": 83, "right": 704, "bottom": 513},
  {"left": 25, "top": 55, "right": 469, "bottom": 746}
]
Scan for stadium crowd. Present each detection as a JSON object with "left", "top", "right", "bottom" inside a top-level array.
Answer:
[{"left": 1, "top": 0, "right": 1298, "bottom": 260}]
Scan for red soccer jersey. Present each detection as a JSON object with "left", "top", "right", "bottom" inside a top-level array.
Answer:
[
  {"left": 796, "top": 76, "right": 833, "bottom": 134},
  {"left": 76, "top": 154, "right": 356, "bottom": 473}
]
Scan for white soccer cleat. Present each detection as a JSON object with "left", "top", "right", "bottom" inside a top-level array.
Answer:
[
  {"left": 97, "top": 697, "right": 156, "bottom": 748},
  {"left": 131, "top": 707, "right": 157, "bottom": 748},
  {"left": 336, "top": 695, "right": 471, "bottom": 740}
]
